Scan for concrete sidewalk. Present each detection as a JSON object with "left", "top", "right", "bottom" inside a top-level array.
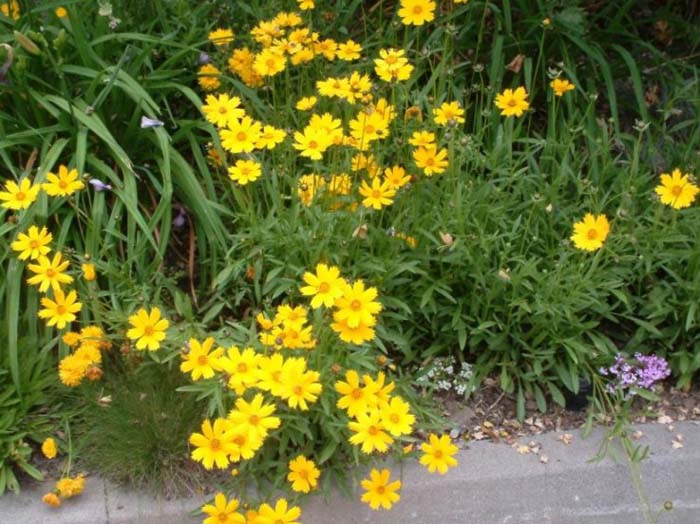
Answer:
[{"left": 1, "top": 421, "right": 698, "bottom": 524}]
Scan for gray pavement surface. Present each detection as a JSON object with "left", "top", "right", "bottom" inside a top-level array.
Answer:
[{"left": 1, "top": 421, "right": 698, "bottom": 524}]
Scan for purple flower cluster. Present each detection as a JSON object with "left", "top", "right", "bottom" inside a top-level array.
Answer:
[{"left": 599, "top": 353, "right": 670, "bottom": 393}]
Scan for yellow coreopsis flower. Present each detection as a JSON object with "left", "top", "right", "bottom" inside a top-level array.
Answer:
[
  {"left": 279, "top": 358, "right": 322, "bottom": 410},
  {"left": 297, "top": 0, "right": 314, "bottom": 10},
  {"left": 419, "top": 433, "right": 459, "bottom": 474},
  {"left": 55, "top": 474, "right": 85, "bottom": 498},
  {"left": 334, "top": 280, "right": 382, "bottom": 329},
  {"left": 330, "top": 315, "right": 376, "bottom": 345},
  {"left": 255, "top": 499, "right": 302, "bottom": 524},
  {"left": 570, "top": 213, "right": 610, "bottom": 252},
  {"left": 408, "top": 130, "right": 436, "bottom": 147},
  {"left": 189, "top": 418, "right": 237, "bottom": 470},
  {"left": 220, "top": 346, "right": 262, "bottom": 395},
  {"left": 397, "top": 0, "right": 435, "bottom": 26},
  {"left": 550, "top": 78, "right": 575, "bottom": 96},
  {"left": 373, "top": 48, "right": 413, "bottom": 83},
  {"left": 383, "top": 165, "right": 412, "bottom": 190},
  {"left": 495, "top": 87, "right": 530, "bottom": 117},
  {"left": 27, "top": 252, "right": 73, "bottom": 293},
  {"left": 208, "top": 28, "right": 234, "bottom": 46},
  {"left": 201, "top": 94, "right": 245, "bottom": 128},
  {"left": 43, "top": 165, "right": 85, "bottom": 197},
  {"left": 336, "top": 39, "right": 362, "bottom": 61},
  {"left": 359, "top": 178, "right": 396, "bottom": 210},
  {"left": 361, "top": 468, "right": 401, "bottom": 510},
  {"left": 0, "top": 178, "right": 41, "bottom": 210},
  {"left": 381, "top": 396, "right": 415, "bottom": 436},
  {"left": 300, "top": 263, "right": 346, "bottom": 308},
  {"left": 81, "top": 263, "right": 96, "bottom": 281},
  {"left": 348, "top": 410, "right": 393, "bottom": 453},
  {"left": 11, "top": 226, "right": 52, "bottom": 260},
  {"left": 201, "top": 493, "right": 245, "bottom": 524},
  {"left": 654, "top": 168, "right": 699, "bottom": 209},
  {"left": 297, "top": 174, "right": 326, "bottom": 206},
  {"left": 413, "top": 145, "right": 449, "bottom": 176},
  {"left": 253, "top": 49, "right": 287, "bottom": 77},
  {"left": 58, "top": 353, "right": 88, "bottom": 386},
  {"left": 38, "top": 289, "right": 82, "bottom": 329},
  {"left": 228, "top": 159, "right": 262, "bottom": 185},
  {"left": 287, "top": 455, "right": 320, "bottom": 493},
  {"left": 293, "top": 127, "right": 332, "bottom": 160},
  {"left": 295, "top": 96, "right": 317, "bottom": 111},
  {"left": 256, "top": 354, "right": 286, "bottom": 397},
  {"left": 41, "top": 438, "right": 58, "bottom": 459},
  {"left": 55, "top": 6, "right": 68, "bottom": 18},
  {"left": 335, "top": 369, "right": 372, "bottom": 418},
  {"left": 198, "top": 64, "right": 221, "bottom": 91},
  {"left": 126, "top": 306, "right": 169, "bottom": 351},
  {"left": 227, "top": 393, "right": 281, "bottom": 442},
  {"left": 180, "top": 337, "right": 224, "bottom": 381},
  {"left": 256, "top": 125, "right": 286, "bottom": 150},
  {"left": 42, "top": 493, "right": 60, "bottom": 507},
  {"left": 0, "top": 0, "right": 20, "bottom": 20},
  {"left": 433, "top": 101, "right": 465, "bottom": 126},
  {"left": 221, "top": 116, "right": 262, "bottom": 153}
]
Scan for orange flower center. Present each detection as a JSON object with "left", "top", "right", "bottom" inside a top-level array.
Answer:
[
  {"left": 293, "top": 385, "right": 303, "bottom": 396},
  {"left": 308, "top": 140, "right": 318, "bottom": 149},
  {"left": 143, "top": 325, "right": 155, "bottom": 336},
  {"left": 350, "top": 299, "right": 362, "bottom": 311},
  {"left": 351, "top": 388, "right": 363, "bottom": 399},
  {"left": 425, "top": 158, "right": 435, "bottom": 166},
  {"left": 671, "top": 185, "right": 683, "bottom": 196},
  {"left": 266, "top": 58, "right": 276, "bottom": 69},
  {"left": 376, "top": 485, "right": 386, "bottom": 494},
  {"left": 371, "top": 190, "right": 382, "bottom": 199},
  {"left": 210, "top": 438, "right": 221, "bottom": 451},
  {"left": 275, "top": 520, "right": 285, "bottom": 524},
  {"left": 56, "top": 305, "right": 67, "bottom": 315},
  {"left": 236, "top": 131, "right": 247, "bottom": 141},
  {"left": 59, "top": 180, "right": 68, "bottom": 189},
  {"left": 218, "top": 513, "right": 228, "bottom": 522},
  {"left": 249, "top": 415, "right": 259, "bottom": 425},
  {"left": 587, "top": 229, "right": 598, "bottom": 240},
  {"left": 390, "top": 414, "right": 400, "bottom": 423},
  {"left": 237, "top": 363, "right": 248, "bottom": 373},
  {"left": 15, "top": 191, "right": 26, "bottom": 201},
  {"left": 218, "top": 107, "right": 227, "bottom": 114},
  {"left": 413, "top": 6, "right": 423, "bottom": 14},
  {"left": 507, "top": 99, "right": 518, "bottom": 107},
  {"left": 272, "top": 370, "right": 282, "bottom": 382},
  {"left": 30, "top": 240, "right": 39, "bottom": 249},
  {"left": 319, "top": 282, "right": 330, "bottom": 293},
  {"left": 297, "top": 469, "right": 308, "bottom": 479},
  {"left": 364, "top": 125, "right": 375, "bottom": 134},
  {"left": 46, "top": 268, "right": 56, "bottom": 278},
  {"left": 368, "top": 425, "right": 379, "bottom": 436},
  {"left": 197, "top": 355, "right": 209, "bottom": 366}
]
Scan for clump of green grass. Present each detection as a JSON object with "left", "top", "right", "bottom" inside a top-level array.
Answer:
[{"left": 78, "top": 363, "right": 208, "bottom": 497}]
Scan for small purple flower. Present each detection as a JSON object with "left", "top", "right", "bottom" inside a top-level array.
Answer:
[
  {"left": 140, "top": 116, "right": 164, "bottom": 128},
  {"left": 600, "top": 352, "right": 670, "bottom": 394},
  {"left": 89, "top": 178, "right": 112, "bottom": 191},
  {"left": 198, "top": 52, "right": 210, "bottom": 65}
]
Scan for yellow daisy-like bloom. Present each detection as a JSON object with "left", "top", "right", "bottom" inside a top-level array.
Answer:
[
  {"left": 654, "top": 168, "right": 699, "bottom": 209},
  {"left": 550, "top": 78, "right": 575, "bottom": 96},
  {"left": 297, "top": 0, "right": 314, "bottom": 10},
  {"left": 58, "top": 353, "right": 88, "bottom": 386},
  {"left": 55, "top": 474, "right": 85, "bottom": 498},
  {"left": 189, "top": 418, "right": 237, "bottom": 470},
  {"left": 221, "top": 116, "right": 262, "bottom": 154},
  {"left": 0, "top": 0, "right": 20, "bottom": 20},
  {"left": 228, "top": 159, "right": 262, "bottom": 186},
  {"left": 274, "top": 304, "right": 308, "bottom": 329},
  {"left": 314, "top": 38, "right": 337, "bottom": 61},
  {"left": 43, "top": 165, "right": 85, "bottom": 197},
  {"left": 330, "top": 315, "right": 376, "bottom": 345},
  {"left": 433, "top": 101, "right": 465, "bottom": 126},
  {"left": 227, "top": 393, "right": 281, "bottom": 443},
  {"left": 363, "top": 371, "right": 395, "bottom": 408},
  {"left": 279, "top": 357, "right": 322, "bottom": 411},
  {"left": 383, "top": 165, "right": 412, "bottom": 190},
  {"left": 11, "top": 225, "right": 52, "bottom": 261},
  {"left": 295, "top": 96, "right": 317, "bottom": 111},
  {"left": 398, "top": 0, "right": 436, "bottom": 26},
  {"left": 201, "top": 493, "right": 245, "bottom": 524},
  {"left": 360, "top": 468, "right": 401, "bottom": 510},
  {"left": 570, "top": 213, "right": 610, "bottom": 252},
  {"left": 336, "top": 39, "right": 362, "bottom": 61},
  {"left": 253, "top": 48, "right": 287, "bottom": 77},
  {"left": 335, "top": 369, "right": 372, "bottom": 418},
  {"left": 300, "top": 263, "right": 346, "bottom": 309},
  {"left": 201, "top": 94, "right": 245, "bottom": 128},
  {"left": 348, "top": 409, "right": 393, "bottom": 454},
  {"left": 419, "top": 433, "right": 459, "bottom": 474},
  {"left": 256, "top": 125, "right": 286, "bottom": 150},
  {"left": 408, "top": 130, "right": 435, "bottom": 147},
  {"left": 180, "top": 337, "right": 224, "bottom": 381},
  {"left": 42, "top": 437, "right": 58, "bottom": 459},
  {"left": 42, "top": 493, "right": 60, "bottom": 507},
  {"left": 413, "top": 145, "right": 449, "bottom": 176},
  {"left": 381, "top": 396, "right": 415, "bottom": 436},
  {"left": 374, "top": 48, "right": 413, "bottom": 83},
  {"left": 256, "top": 354, "right": 286, "bottom": 397},
  {"left": 126, "top": 306, "right": 169, "bottom": 351},
  {"left": 287, "top": 455, "right": 320, "bottom": 493},
  {"left": 293, "top": 127, "right": 333, "bottom": 161},
  {"left": 255, "top": 499, "right": 302, "bottom": 524},
  {"left": 27, "top": 252, "right": 73, "bottom": 293},
  {"left": 81, "top": 263, "right": 96, "bottom": 281},
  {"left": 198, "top": 64, "right": 221, "bottom": 91},
  {"left": 297, "top": 173, "right": 326, "bottom": 206},
  {"left": 308, "top": 113, "right": 344, "bottom": 144},
  {"left": 220, "top": 346, "right": 262, "bottom": 395},
  {"left": 359, "top": 178, "right": 396, "bottom": 210},
  {"left": 0, "top": 178, "right": 41, "bottom": 210},
  {"left": 208, "top": 28, "right": 234, "bottom": 46},
  {"left": 39, "top": 289, "right": 82, "bottom": 329},
  {"left": 228, "top": 426, "right": 263, "bottom": 462},
  {"left": 334, "top": 280, "right": 382, "bottom": 329},
  {"left": 495, "top": 87, "right": 530, "bottom": 117},
  {"left": 55, "top": 6, "right": 68, "bottom": 18}
]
